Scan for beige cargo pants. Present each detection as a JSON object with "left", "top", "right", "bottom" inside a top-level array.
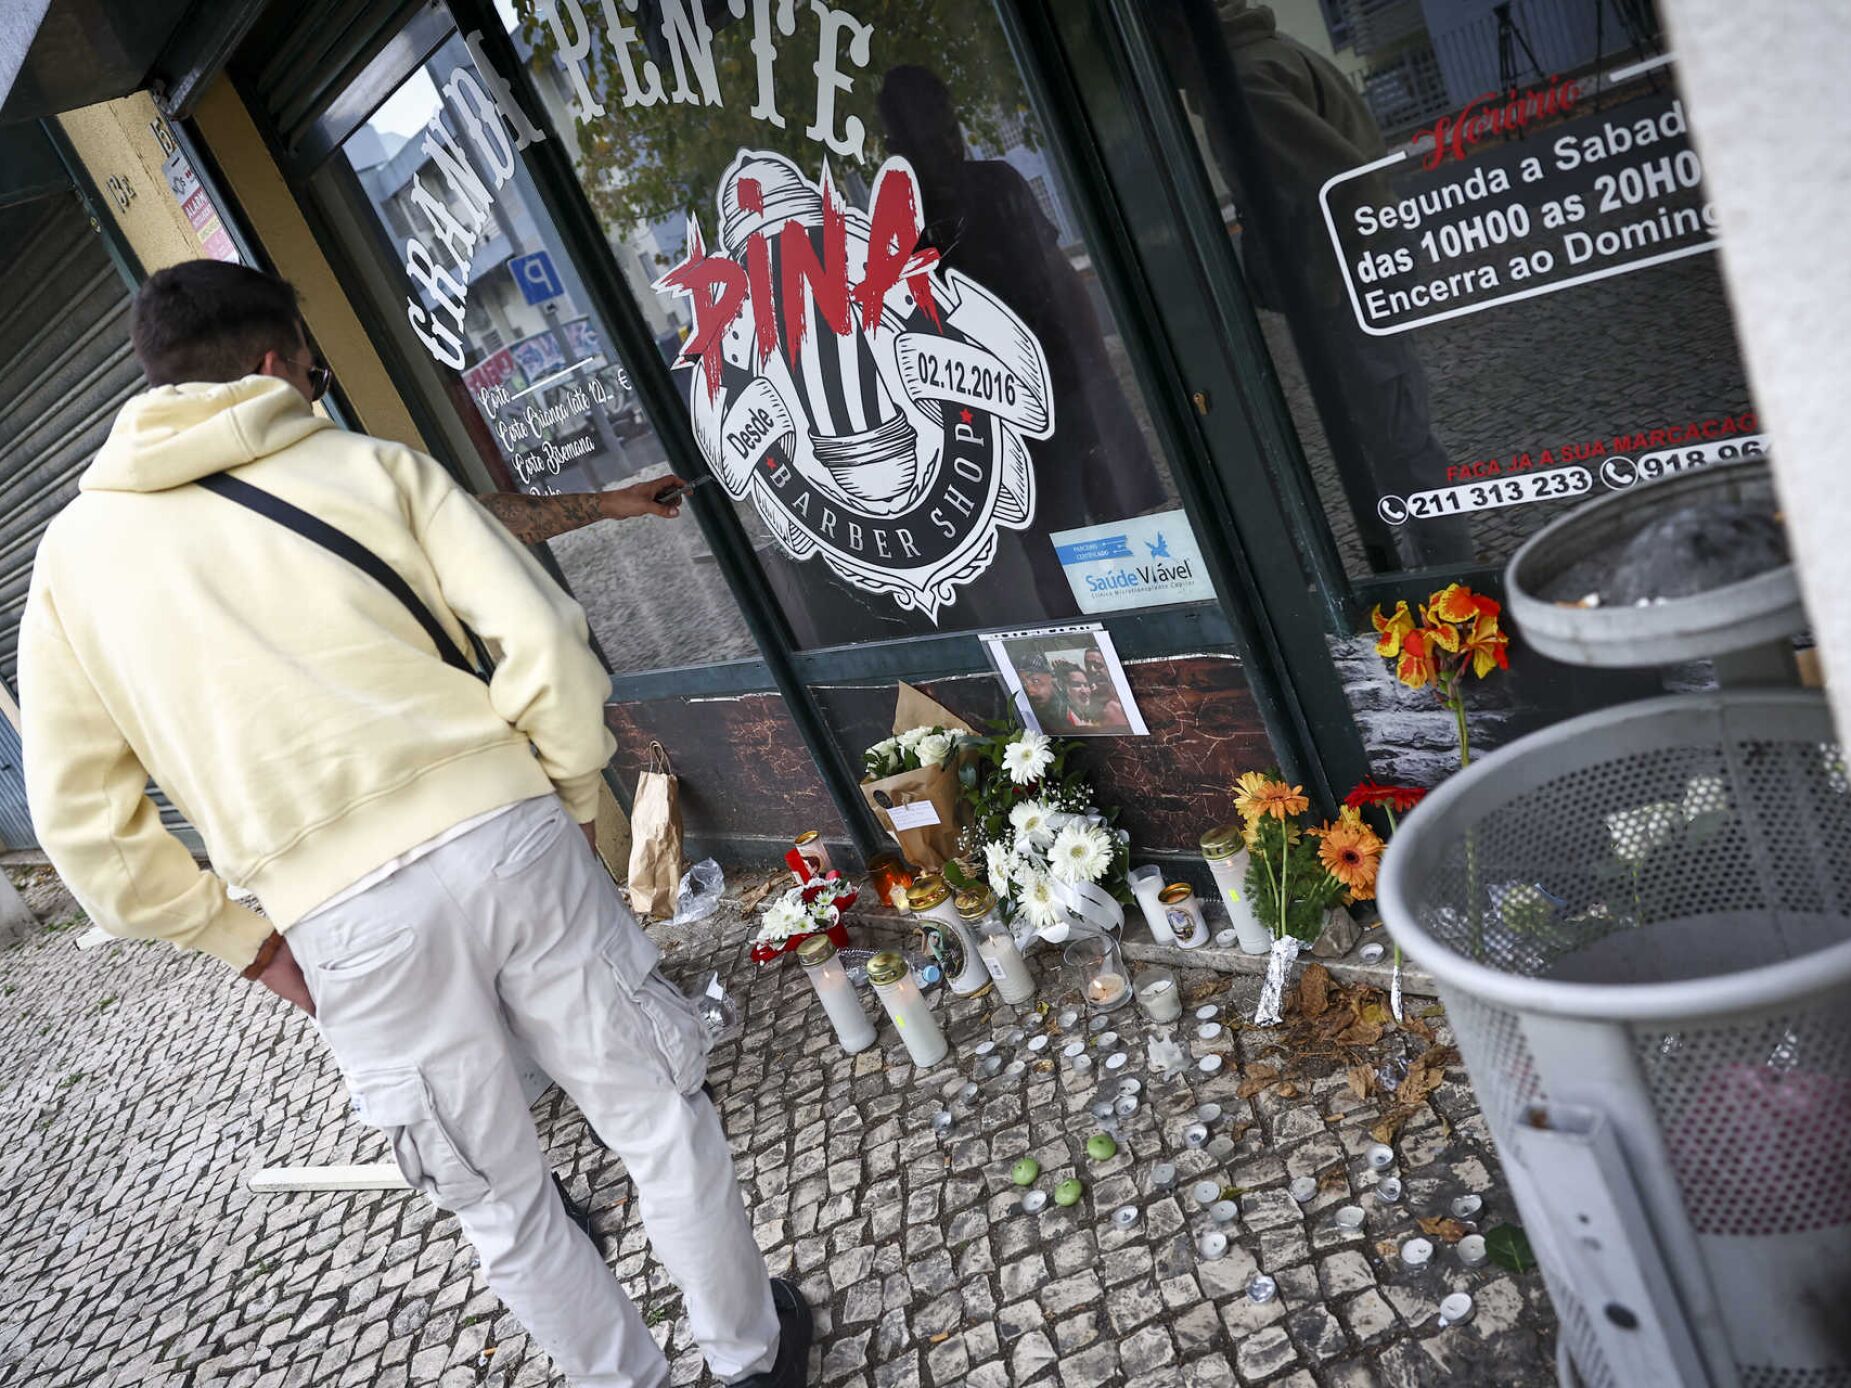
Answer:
[{"left": 287, "top": 795, "right": 779, "bottom": 1386}]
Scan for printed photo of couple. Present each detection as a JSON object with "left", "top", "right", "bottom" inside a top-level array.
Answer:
[{"left": 983, "top": 625, "right": 1148, "bottom": 738}]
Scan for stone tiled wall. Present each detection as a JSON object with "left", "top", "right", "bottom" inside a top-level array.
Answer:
[{"left": 607, "top": 652, "right": 1277, "bottom": 860}]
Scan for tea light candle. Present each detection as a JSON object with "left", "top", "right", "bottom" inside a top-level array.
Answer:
[
  {"left": 1366, "top": 1143, "right": 1396, "bottom": 1170},
  {"left": 1359, "top": 941, "right": 1386, "bottom": 965},
  {"left": 1438, "top": 1292, "right": 1475, "bottom": 1326},
  {"left": 1210, "top": 1199, "right": 1240, "bottom": 1225},
  {"left": 931, "top": 1110, "right": 955, "bottom": 1135},
  {"left": 1205, "top": 1136, "right": 1237, "bottom": 1163},
  {"left": 1197, "top": 1230, "right": 1228, "bottom": 1260},
  {"left": 1151, "top": 1162, "right": 1178, "bottom": 1191},
  {"left": 1451, "top": 1194, "right": 1483, "bottom": 1219},
  {"left": 1196, "top": 1102, "right": 1222, "bottom": 1124},
  {"left": 1112, "top": 1205, "right": 1140, "bottom": 1230},
  {"left": 1334, "top": 1205, "right": 1365, "bottom": 1230},
  {"left": 1375, "top": 1177, "right": 1404, "bottom": 1204},
  {"left": 1197, "top": 1022, "right": 1223, "bottom": 1041},
  {"left": 1184, "top": 1123, "right": 1210, "bottom": 1148},
  {"left": 1195, "top": 1005, "right": 1220, "bottom": 1021},
  {"left": 1457, "top": 1234, "right": 1488, "bottom": 1267},
  {"left": 1213, "top": 929, "right": 1239, "bottom": 949},
  {"left": 1134, "top": 969, "right": 1183, "bottom": 1024},
  {"left": 1097, "top": 1030, "right": 1120, "bottom": 1050},
  {"left": 1062, "top": 1040, "right": 1086, "bottom": 1059},
  {"left": 1400, "top": 1237, "right": 1434, "bottom": 1267},
  {"left": 1087, "top": 971, "right": 1131, "bottom": 1009},
  {"left": 1247, "top": 1273, "right": 1277, "bottom": 1304},
  {"left": 1104, "top": 1052, "right": 1129, "bottom": 1071},
  {"left": 1114, "top": 1095, "right": 1139, "bottom": 1118},
  {"left": 1058, "top": 1007, "right": 1081, "bottom": 1030},
  {"left": 1021, "top": 1190, "right": 1048, "bottom": 1214},
  {"left": 1290, "top": 1176, "right": 1318, "bottom": 1204},
  {"left": 1027, "top": 1034, "right": 1049, "bottom": 1053},
  {"left": 1198, "top": 1055, "right": 1224, "bottom": 1075},
  {"left": 1191, "top": 1179, "right": 1221, "bottom": 1206}
]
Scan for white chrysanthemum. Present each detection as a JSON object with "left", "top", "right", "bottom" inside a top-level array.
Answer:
[
  {"left": 1048, "top": 822, "right": 1113, "bottom": 883},
  {"left": 984, "top": 842, "right": 1013, "bottom": 896},
  {"left": 761, "top": 897, "right": 808, "bottom": 941},
  {"left": 1001, "top": 730, "right": 1055, "bottom": 785},
  {"left": 1009, "top": 799, "right": 1053, "bottom": 846},
  {"left": 897, "top": 726, "right": 931, "bottom": 750},
  {"left": 915, "top": 732, "right": 954, "bottom": 768},
  {"left": 1019, "top": 871, "right": 1062, "bottom": 930}
]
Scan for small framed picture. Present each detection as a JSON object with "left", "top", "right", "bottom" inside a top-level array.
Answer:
[{"left": 980, "top": 623, "right": 1149, "bottom": 737}]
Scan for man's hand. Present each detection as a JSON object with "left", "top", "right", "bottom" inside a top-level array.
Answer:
[
  {"left": 255, "top": 935, "right": 316, "bottom": 1017},
  {"left": 600, "top": 475, "right": 685, "bottom": 522}
]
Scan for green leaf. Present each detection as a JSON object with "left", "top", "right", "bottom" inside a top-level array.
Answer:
[
  {"left": 1483, "top": 1224, "right": 1537, "bottom": 1273},
  {"left": 942, "top": 860, "right": 974, "bottom": 890}
]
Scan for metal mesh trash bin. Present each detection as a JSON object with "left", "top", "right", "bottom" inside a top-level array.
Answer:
[{"left": 1380, "top": 689, "right": 1851, "bottom": 1388}]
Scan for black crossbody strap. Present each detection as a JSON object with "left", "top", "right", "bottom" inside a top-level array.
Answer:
[{"left": 197, "top": 472, "right": 484, "bottom": 682}]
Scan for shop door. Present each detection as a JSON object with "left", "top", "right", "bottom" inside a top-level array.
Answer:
[{"left": 236, "top": 0, "right": 1379, "bottom": 865}]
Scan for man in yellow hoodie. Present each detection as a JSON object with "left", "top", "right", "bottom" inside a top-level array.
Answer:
[{"left": 19, "top": 260, "right": 810, "bottom": 1388}]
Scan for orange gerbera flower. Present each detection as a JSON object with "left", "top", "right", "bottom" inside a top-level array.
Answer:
[
  {"left": 1233, "top": 771, "right": 1276, "bottom": 822},
  {"left": 1315, "top": 812, "right": 1385, "bottom": 899},
  {"left": 1395, "top": 627, "right": 1436, "bottom": 689},
  {"left": 1371, "top": 600, "right": 1414, "bottom": 658},
  {"left": 1240, "top": 779, "right": 1310, "bottom": 821}
]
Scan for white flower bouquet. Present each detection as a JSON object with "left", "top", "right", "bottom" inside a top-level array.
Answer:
[
  {"left": 863, "top": 725, "right": 961, "bottom": 779},
  {"left": 858, "top": 684, "right": 976, "bottom": 871},
  {"left": 958, "top": 728, "right": 1131, "bottom": 947},
  {"left": 752, "top": 875, "right": 857, "bottom": 963}
]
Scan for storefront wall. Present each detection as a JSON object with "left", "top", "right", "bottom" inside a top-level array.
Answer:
[{"left": 191, "top": 0, "right": 1759, "bottom": 870}]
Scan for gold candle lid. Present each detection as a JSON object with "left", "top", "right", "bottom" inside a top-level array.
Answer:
[
  {"left": 907, "top": 875, "right": 952, "bottom": 911},
  {"left": 794, "top": 829, "right": 822, "bottom": 846},
  {"left": 954, "top": 884, "right": 998, "bottom": 920},
  {"left": 867, "top": 949, "right": 909, "bottom": 986},
  {"left": 1200, "top": 824, "right": 1246, "bottom": 860},
  {"left": 796, "top": 934, "right": 838, "bottom": 966},
  {"left": 1158, "top": 882, "right": 1195, "bottom": 904}
]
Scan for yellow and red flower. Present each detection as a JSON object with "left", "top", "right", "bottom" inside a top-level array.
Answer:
[
  {"left": 1394, "top": 627, "right": 1437, "bottom": 689},
  {"left": 1371, "top": 600, "right": 1415, "bottom": 658}
]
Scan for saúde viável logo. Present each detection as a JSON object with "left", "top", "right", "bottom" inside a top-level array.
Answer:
[{"left": 657, "top": 149, "right": 1055, "bottom": 620}]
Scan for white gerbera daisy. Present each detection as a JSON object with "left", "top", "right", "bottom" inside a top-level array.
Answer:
[
  {"left": 1019, "top": 871, "right": 1062, "bottom": 929},
  {"left": 760, "top": 897, "right": 808, "bottom": 941},
  {"left": 1001, "top": 730, "right": 1055, "bottom": 785},
  {"left": 984, "top": 842, "right": 1013, "bottom": 896},
  {"left": 915, "top": 732, "right": 954, "bottom": 769},
  {"left": 1048, "top": 822, "right": 1113, "bottom": 883},
  {"left": 1009, "top": 799, "right": 1053, "bottom": 845}
]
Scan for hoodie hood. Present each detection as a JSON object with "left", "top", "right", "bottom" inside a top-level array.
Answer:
[
  {"left": 82, "top": 375, "right": 333, "bottom": 493},
  {"left": 1218, "top": 2, "right": 1278, "bottom": 46}
]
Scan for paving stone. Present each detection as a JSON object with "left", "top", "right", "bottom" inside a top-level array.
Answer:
[{"left": 1237, "top": 1323, "right": 1300, "bottom": 1382}]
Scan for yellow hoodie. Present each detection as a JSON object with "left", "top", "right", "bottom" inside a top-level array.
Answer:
[{"left": 20, "top": 376, "right": 616, "bottom": 970}]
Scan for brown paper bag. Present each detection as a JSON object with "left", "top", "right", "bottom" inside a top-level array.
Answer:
[
  {"left": 626, "top": 742, "right": 683, "bottom": 919},
  {"left": 859, "top": 684, "right": 975, "bottom": 872}
]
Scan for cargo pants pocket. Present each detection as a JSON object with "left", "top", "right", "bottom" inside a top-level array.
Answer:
[
  {"left": 597, "top": 924, "right": 711, "bottom": 1095},
  {"left": 349, "top": 1066, "right": 491, "bottom": 1210}
]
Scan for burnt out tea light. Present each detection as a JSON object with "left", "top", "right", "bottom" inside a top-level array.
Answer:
[
  {"left": 1090, "top": 1014, "right": 1109, "bottom": 1033},
  {"left": 975, "top": 1040, "right": 996, "bottom": 1057},
  {"left": 1197, "top": 1230, "right": 1229, "bottom": 1260},
  {"left": 1197, "top": 1022, "right": 1223, "bottom": 1041},
  {"left": 1096, "top": 1030, "right": 1120, "bottom": 1050},
  {"left": 1438, "top": 1292, "right": 1475, "bottom": 1326},
  {"left": 1115, "top": 1096, "right": 1140, "bottom": 1118},
  {"left": 1072, "top": 1055, "right": 1094, "bottom": 1073},
  {"left": 1151, "top": 1162, "right": 1178, "bottom": 1191},
  {"left": 1366, "top": 1143, "right": 1396, "bottom": 1170},
  {"left": 1119, "top": 1078, "right": 1143, "bottom": 1096},
  {"left": 1063, "top": 1040, "right": 1086, "bottom": 1059},
  {"left": 1091, "top": 1099, "right": 1116, "bottom": 1120},
  {"left": 1058, "top": 1008, "right": 1080, "bottom": 1030},
  {"left": 1290, "top": 1176, "right": 1318, "bottom": 1204},
  {"left": 1191, "top": 1179, "right": 1221, "bottom": 1206},
  {"left": 1184, "top": 1123, "right": 1210, "bottom": 1148},
  {"left": 1195, "top": 1102, "right": 1222, "bottom": 1124},
  {"left": 1401, "top": 1237, "right": 1434, "bottom": 1267},
  {"left": 1105, "top": 1052, "right": 1130, "bottom": 1072},
  {"left": 1457, "top": 1234, "right": 1488, "bottom": 1267},
  {"left": 1214, "top": 928, "right": 1240, "bottom": 949},
  {"left": 1206, "top": 1136, "right": 1237, "bottom": 1163},
  {"left": 1451, "top": 1194, "right": 1484, "bottom": 1219},
  {"left": 1020, "top": 1189, "right": 1048, "bottom": 1214},
  {"left": 958, "top": 1081, "right": 980, "bottom": 1103},
  {"left": 1210, "top": 1199, "right": 1240, "bottom": 1225},
  {"left": 980, "top": 1055, "right": 1004, "bottom": 1078},
  {"left": 1334, "top": 1205, "right": 1365, "bottom": 1230},
  {"left": 1027, "top": 1034, "right": 1050, "bottom": 1053},
  {"left": 1375, "top": 1177, "right": 1404, "bottom": 1204},
  {"left": 1247, "top": 1273, "right": 1277, "bottom": 1304},
  {"left": 932, "top": 1110, "right": 955, "bottom": 1135},
  {"left": 1359, "top": 941, "right": 1386, "bottom": 965},
  {"left": 1195, "top": 1005, "right": 1220, "bottom": 1021},
  {"left": 1004, "top": 1028, "right": 1027, "bottom": 1048},
  {"left": 1005, "top": 1059, "right": 1027, "bottom": 1078},
  {"left": 1112, "top": 1205, "right": 1140, "bottom": 1230},
  {"left": 1198, "top": 1055, "right": 1224, "bottom": 1075}
]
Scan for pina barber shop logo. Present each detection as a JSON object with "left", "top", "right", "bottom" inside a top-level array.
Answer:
[{"left": 657, "top": 150, "right": 1055, "bottom": 620}]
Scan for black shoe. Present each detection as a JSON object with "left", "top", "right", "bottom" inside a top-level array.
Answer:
[{"left": 732, "top": 1277, "right": 813, "bottom": 1387}]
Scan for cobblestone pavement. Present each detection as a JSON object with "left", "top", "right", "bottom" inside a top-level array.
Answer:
[{"left": 0, "top": 866, "right": 1558, "bottom": 1387}]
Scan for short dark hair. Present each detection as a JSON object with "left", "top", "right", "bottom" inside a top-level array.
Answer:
[{"left": 130, "top": 261, "right": 306, "bottom": 387}]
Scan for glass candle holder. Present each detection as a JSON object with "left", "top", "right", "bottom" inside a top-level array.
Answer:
[
  {"left": 1066, "top": 935, "right": 1132, "bottom": 1012},
  {"left": 798, "top": 934, "right": 876, "bottom": 1055},
  {"left": 867, "top": 852, "right": 913, "bottom": 911},
  {"left": 867, "top": 950, "right": 948, "bottom": 1068},
  {"left": 1127, "top": 864, "right": 1175, "bottom": 945},
  {"left": 1134, "top": 966, "right": 1183, "bottom": 1024}
]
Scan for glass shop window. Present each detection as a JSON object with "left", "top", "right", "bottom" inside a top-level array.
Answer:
[
  {"left": 314, "top": 27, "right": 757, "bottom": 672},
  {"left": 1151, "top": 0, "right": 1761, "bottom": 579},
  {"left": 498, "top": 0, "right": 1203, "bottom": 648}
]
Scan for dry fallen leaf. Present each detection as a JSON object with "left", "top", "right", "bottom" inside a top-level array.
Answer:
[
  {"left": 1370, "top": 1108, "right": 1412, "bottom": 1144},
  {"left": 1296, "top": 964, "right": 1333, "bottom": 1018},
  {"left": 1317, "top": 1161, "right": 1348, "bottom": 1191},
  {"left": 1237, "top": 1065, "right": 1279, "bottom": 1100},
  {"left": 737, "top": 875, "right": 780, "bottom": 911},
  {"left": 1418, "top": 1216, "right": 1471, "bottom": 1244},
  {"left": 1346, "top": 1065, "right": 1377, "bottom": 1100}
]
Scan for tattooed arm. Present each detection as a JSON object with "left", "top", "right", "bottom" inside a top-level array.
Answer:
[{"left": 477, "top": 475, "right": 685, "bottom": 546}]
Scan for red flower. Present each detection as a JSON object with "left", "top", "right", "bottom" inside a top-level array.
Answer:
[{"left": 1344, "top": 780, "right": 1429, "bottom": 814}]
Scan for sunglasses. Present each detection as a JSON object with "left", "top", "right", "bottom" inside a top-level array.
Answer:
[{"left": 255, "top": 351, "right": 333, "bottom": 402}]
